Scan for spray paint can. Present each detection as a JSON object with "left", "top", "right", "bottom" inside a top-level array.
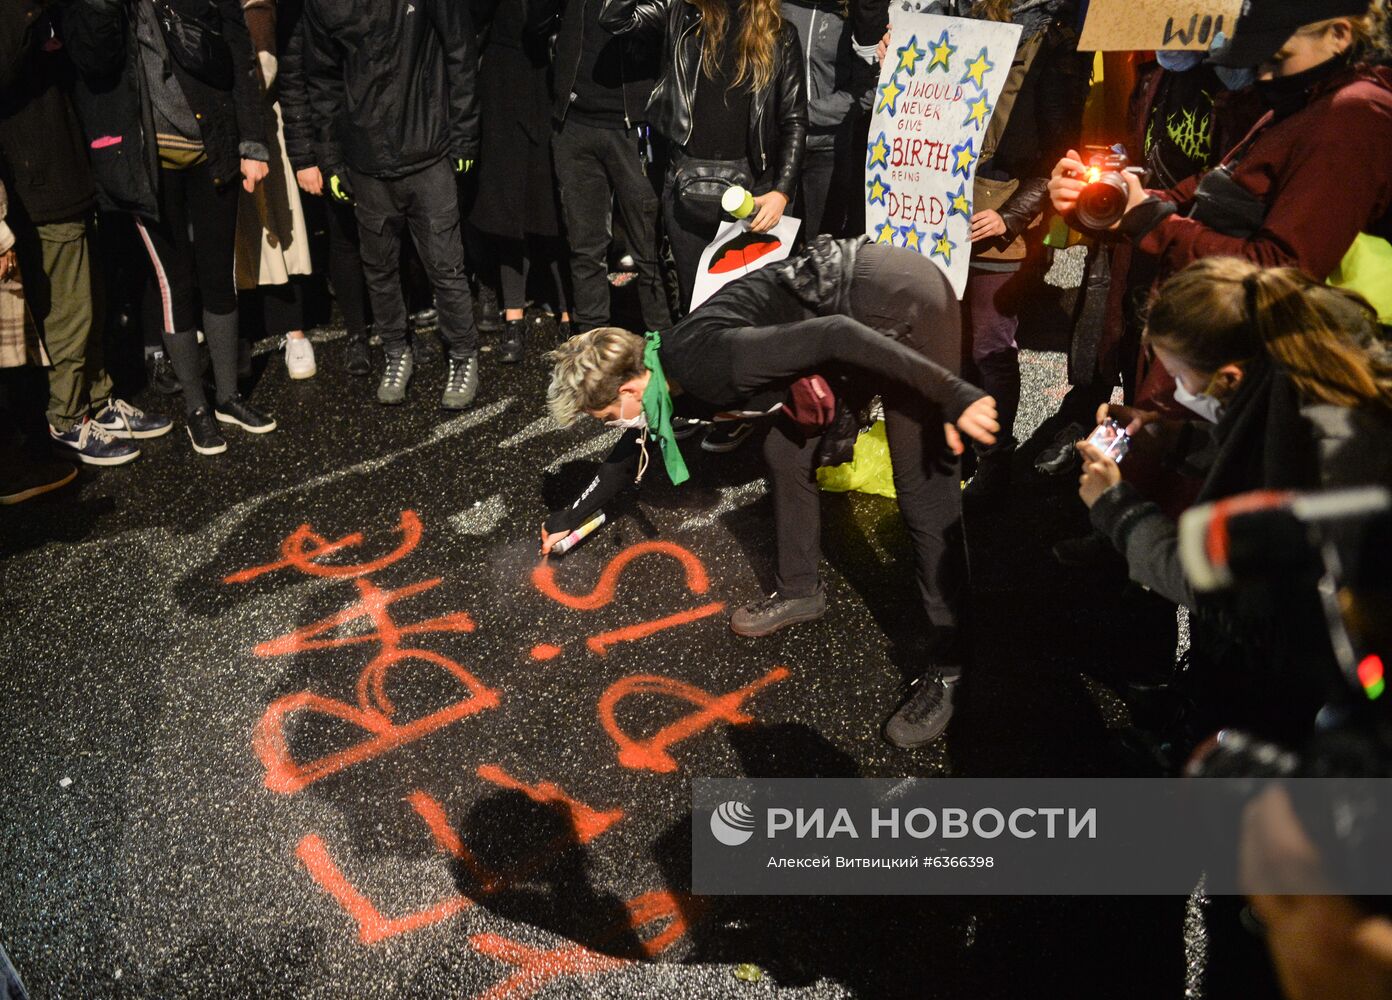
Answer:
[
  {"left": 551, "top": 512, "right": 606, "bottom": 556},
  {"left": 721, "top": 185, "right": 755, "bottom": 220}
]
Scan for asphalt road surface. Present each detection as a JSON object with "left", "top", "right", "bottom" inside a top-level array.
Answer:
[{"left": 1, "top": 315, "right": 1216, "bottom": 999}]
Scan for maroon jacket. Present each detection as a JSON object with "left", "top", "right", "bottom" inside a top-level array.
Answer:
[{"left": 1134, "top": 65, "right": 1392, "bottom": 281}]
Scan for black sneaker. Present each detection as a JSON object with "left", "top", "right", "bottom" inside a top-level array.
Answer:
[
  {"left": 500, "top": 319, "right": 527, "bottom": 364},
  {"left": 344, "top": 336, "right": 371, "bottom": 377},
  {"left": 884, "top": 670, "right": 959, "bottom": 748},
  {"left": 149, "top": 350, "right": 182, "bottom": 396},
  {"left": 729, "top": 588, "right": 827, "bottom": 638},
  {"left": 186, "top": 407, "right": 228, "bottom": 455},
  {"left": 1034, "top": 422, "right": 1086, "bottom": 476},
  {"left": 672, "top": 417, "right": 701, "bottom": 441},
  {"left": 701, "top": 422, "right": 755, "bottom": 453},
  {"left": 215, "top": 394, "right": 277, "bottom": 433},
  {"left": 442, "top": 352, "right": 480, "bottom": 410},
  {"left": 476, "top": 286, "right": 504, "bottom": 332}
]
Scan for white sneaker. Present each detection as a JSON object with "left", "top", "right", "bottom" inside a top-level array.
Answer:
[{"left": 284, "top": 336, "right": 317, "bottom": 380}]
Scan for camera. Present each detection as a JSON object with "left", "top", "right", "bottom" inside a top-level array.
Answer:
[
  {"left": 1086, "top": 418, "right": 1131, "bottom": 463},
  {"left": 1073, "top": 145, "right": 1140, "bottom": 232}
]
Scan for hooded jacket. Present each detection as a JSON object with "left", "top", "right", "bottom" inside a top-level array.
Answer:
[
  {"left": 300, "top": 0, "right": 480, "bottom": 179},
  {"left": 781, "top": 0, "right": 875, "bottom": 151},
  {"left": 598, "top": 0, "right": 808, "bottom": 198},
  {"left": 528, "top": 0, "right": 661, "bottom": 127},
  {"left": 62, "top": 0, "right": 269, "bottom": 218},
  {"left": 1121, "top": 63, "right": 1392, "bottom": 282},
  {"left": 0, "top": 1, "right": 98, "bottom": 224}
]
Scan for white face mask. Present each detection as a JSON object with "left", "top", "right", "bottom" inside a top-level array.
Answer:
[
  {"left": 605, "top": 395, "right": 648, "bottom": 430},
  {"left": 1173, "top": 380, "right": 1226, "bottom": 423}
]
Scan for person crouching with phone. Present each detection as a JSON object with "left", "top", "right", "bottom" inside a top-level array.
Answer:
[
  {"left": 1076, "top": 257, "right": 1392, "bottom": 745},
  {"left": 542, "top": 237, "right": 999, "bottom": 748}
]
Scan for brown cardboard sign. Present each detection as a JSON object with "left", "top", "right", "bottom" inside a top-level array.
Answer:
[{"left": 1078, "top": 0, "right": 1243, "bottom": 52}]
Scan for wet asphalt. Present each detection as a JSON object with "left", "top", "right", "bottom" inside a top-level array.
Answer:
[{"left": 0, "top": 311, "right": 1205, "bottom": 999}]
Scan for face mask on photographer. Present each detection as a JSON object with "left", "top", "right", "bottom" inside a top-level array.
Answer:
[
  {"left": 605, "top": 394, "right": 648, "bottom": 430},
  {"left": 1172, "top": 380, "right": 1228, "bottom": 423},
  {"left": 1155, "top": 49, "right": 1206, "bottom": 73}
]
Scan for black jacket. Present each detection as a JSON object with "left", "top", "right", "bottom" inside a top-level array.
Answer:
[
  {"left": 276, "top": 0, "right": 315, "bottom": 170},
  {"left": 301, "top": 0, "right": 481, "bottom": 179},
  {"left": 598, "top": 0, "right": 807, "bottom": 198},
  {"left": 546, "top": 237, "right": 983, "bottom": 533},
  {"left": 528, "top": 0, "right": 660, "bottom": 127},
  {"left": 0, "top": 1, "right": 97, "bottom": 224},
  {"left": 63, "top": 0, "right": 268, "bottom": 218}
]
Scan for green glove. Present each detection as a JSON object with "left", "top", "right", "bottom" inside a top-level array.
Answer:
[
  {"left": 454, "top": 158, "right": 474, "bottom": 174},
  {"left": 329, "top": 173, "right": 353, "bottom": 204}
]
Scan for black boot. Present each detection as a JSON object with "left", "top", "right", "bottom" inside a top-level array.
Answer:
[
  {"left": 963, "top": 440, "right": 1015, "bottom": 502},
  {"left": 500, "top": 318, "right": 527, "bottom": 364},
  {"left": 344, "top": 334, "right": 371, "bottom": 376}
]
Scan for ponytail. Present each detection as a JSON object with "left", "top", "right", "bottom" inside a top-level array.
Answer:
[{"left": 1146, "top": 257, "right": 1392, "bottom": 413}]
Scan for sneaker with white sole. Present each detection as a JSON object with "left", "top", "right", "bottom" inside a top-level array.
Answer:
[
  {"left": 186, "top": 407, "right": 228, "bottom": 455},
  {"left": 92, "top": 398, "right": 172, "bottom": 439},
  {"left": 50, "top": 418, "right": 141, "bottom": 466},
  {"left": 284, "top": 336, "right": 317, "bottom": 379},
  {"left": 214, "top": 394, "right": 277, "bottom": 433},
  {"left": 701, "top": 421, "right": 755, "bottom": 453}
]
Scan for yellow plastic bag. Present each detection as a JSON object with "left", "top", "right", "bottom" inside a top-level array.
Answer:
[
  {"left": 1328, "top": 233, "right": 1392, "bottom": 326},
  {"left": 817, "top": 421, "right": 897, "bottom": 499}
]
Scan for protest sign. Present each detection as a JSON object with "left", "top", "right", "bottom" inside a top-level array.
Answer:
[
  {"left": 865, "top": 13, "right": 1022, "bottom": 299},
  {"left": 1078, "top": 0, "right": 1242, "bottom": 52},
  {"left": 690, "top": 215, "right": 802, "bottom": 310}
]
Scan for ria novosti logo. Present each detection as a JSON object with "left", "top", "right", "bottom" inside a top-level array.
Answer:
[{"left": 709, "top": 800, "right": 756, "bottom": 846}]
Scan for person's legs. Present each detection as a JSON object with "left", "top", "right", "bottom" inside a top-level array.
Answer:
[
  {"left": 605, "top": 126, "right": 672, "bottom": 331},
  {"left": 497, "top": 236, "right": 528, "bottom": 363},
  {"left": 353, "top": 170, "right": 410, "bottom": 356},
  {"left": 136, "top": 168, "right": 206, "bottom": 413},
  {"left": 553, "top": 121, "right": 615, "bottom": 330},
  {"left": 960, "top": 266, "right": 1021, "bottom": 498},
  {"left": 183, "top": 163, "right": 246, "bottom": 408},
  {"left": 402, "top": 159, "right": 478, "bottom": 360},
  {"left": 763, "top": 420, "right": 823, "bottom": 599},
  {"left": 798, "top": 144, "right": 835, "bottom": 238},
  {"left": 729, "top": 419, "right": 830, "bottom": 637},
  {"left": 31, "top": 218, "right": 107, "bottom": 433}
]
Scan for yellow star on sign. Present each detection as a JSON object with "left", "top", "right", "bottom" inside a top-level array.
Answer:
[
  {"left": 947, "top": 182, "right": 972, "bottom": 221},
  {"left": 867, "top": 131, "right": 889, "bottom": 169},
  {"left": 951, "top": 138, "right": 977, "bottom": 179},
  {"left": 901, "top": 224, "right": 925, "bottom": 252},
  {"left": 896, "top": 35, "right": 926, "bottom": 76},
  {"left": 867, "top": 174, "right": 890, "bottom": 206},
  {"left": 960, "top": 47, "right": 995, "bottom": 89},
  {"left": 926, "top": 30, "right": 956, "bottom": 73},
  {"left": 962, "top": 93, "right": 993, "bottom": 131},
  {"left": 875, "top": 220, "right": 898, "bottom": 244},
  {"left": 876, "top": 75, "right": 904, "bottom": 115},
  {"left": 930, "top": 229, "right": 957, "bottom": 266}
]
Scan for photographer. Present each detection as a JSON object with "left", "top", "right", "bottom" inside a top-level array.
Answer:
[
  {"left": 1076, "top": 258, "right": 1392, "bottom": 743},
  {"left": 1049, "top": 0, "right": 1392, "bottom": 420},
  {"left": 543, "top": 237, "right": 999, "bottom": 747}
]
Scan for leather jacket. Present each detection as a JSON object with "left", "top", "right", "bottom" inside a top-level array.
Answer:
[{"left": 599, "top": 0, "right": 807, "bottom": 198}]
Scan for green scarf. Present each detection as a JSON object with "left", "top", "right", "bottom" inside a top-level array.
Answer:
[{"left": 640, "top": 331, "right": 690, "bottom": 485}]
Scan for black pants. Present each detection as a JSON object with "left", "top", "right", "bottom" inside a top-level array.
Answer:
[
  {"left": 552, "top": 121, "right": 671, "bottom": 331},
  {"left": 762, "top": 244, "right": 965, "bottom": 631},
  {"left": 324, "top": 196, "right": 369, "bottom": 341},
  {"left": 497, "top": 234, "right": 572, "bottom": 315},
  {"left": 350, "top": 158, "right": 477, "bottom": 359},
  {"left": 135, "top": 161, "right": 239, "bottom": 330}
]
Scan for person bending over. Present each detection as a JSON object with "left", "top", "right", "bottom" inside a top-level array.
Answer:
[{"left": 542, "top": 236, "right": 999, "bottom": 747}]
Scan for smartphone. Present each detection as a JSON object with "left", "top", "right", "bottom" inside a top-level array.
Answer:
[{"left": 1087, "top": 418, "right": 1131, "bottom": 463}]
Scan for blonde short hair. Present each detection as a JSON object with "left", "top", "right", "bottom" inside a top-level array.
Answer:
[{"left": 546, "top": 327, "right": 647, "bottom": 426}]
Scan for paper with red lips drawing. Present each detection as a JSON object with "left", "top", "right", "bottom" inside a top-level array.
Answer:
[{"left": 690, "top": 215, "right": 801, "bottom": 310}]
